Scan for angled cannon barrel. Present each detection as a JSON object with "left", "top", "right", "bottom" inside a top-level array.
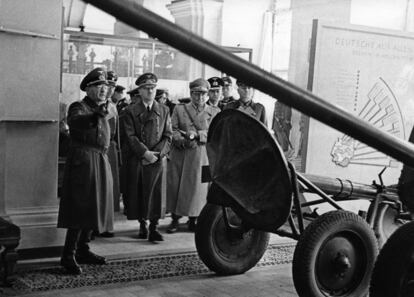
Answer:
[
  {"left": 83, "top": 0, "right": 414, "bottom": 167},
  {"left": 302, "top": 174, "right": 396, "bottom": 200}
]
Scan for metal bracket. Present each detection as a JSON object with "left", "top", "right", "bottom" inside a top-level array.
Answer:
[{"left": 0, "top": 25, "right": 58, "bottom": 39}]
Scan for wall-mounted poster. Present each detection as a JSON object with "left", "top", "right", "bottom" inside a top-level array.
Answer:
[{"left": 306, "top": 20, "right": 414, "bottom": 186}]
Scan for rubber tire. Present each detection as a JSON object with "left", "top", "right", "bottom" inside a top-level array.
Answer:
[
  {"left": 195, "top": 203, "right": 270, "bottom": 275},
  {"left": 292, "top": 210, "right": 378, "bottom": 297},
  {"left": 370, "top": 221, "right": 414, "bottom": 297},
  {"left": 367, "top": 202, "right": 406, "bottom": 247}
]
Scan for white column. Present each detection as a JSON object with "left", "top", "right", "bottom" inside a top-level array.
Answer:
[
  {"left": 168, "top": 0, "right": 224, "bottom": 79},
  {"left": 0, "top": 0, "right": 63, "bottom": 248},
  {"left": 405, "top": 0, "right": 414, "bottom": 32}
]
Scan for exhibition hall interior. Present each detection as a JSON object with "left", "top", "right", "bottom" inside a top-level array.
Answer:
[{"left": 1, "top": 0, "right": 414, "bottom": 296}]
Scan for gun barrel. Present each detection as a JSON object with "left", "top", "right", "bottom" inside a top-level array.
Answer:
[{"left": 302, "top": 173, "right": 398, "bottom": 200}]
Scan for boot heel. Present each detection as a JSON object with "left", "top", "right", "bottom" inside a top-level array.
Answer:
[{"left": 61, "top": 256, "right": 82, "bottom": 275}]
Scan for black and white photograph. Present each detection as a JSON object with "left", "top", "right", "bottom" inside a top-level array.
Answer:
[{"left": 1, "top": 0, "right": 414, "bottom": 296}]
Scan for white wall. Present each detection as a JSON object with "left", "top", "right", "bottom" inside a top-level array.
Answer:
[
  {"left": 0, "top": 0, "right": 63, "bottom": 249},
  {"left": 351, "top": 0, "right": 409, "bottom": 30},
  {"left": 221, "top": 0, "right": 273, "bottom": 65}
]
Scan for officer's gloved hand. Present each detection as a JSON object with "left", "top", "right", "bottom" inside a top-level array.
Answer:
[
  {"left": 143, "top": 150, "right": 159, "bottom": 164},
  {"left": 185, "top": 130, "right": 199, "bottom": 141},
  {"left": 96, "top": 101, "right": 109, "bottom": 117}
]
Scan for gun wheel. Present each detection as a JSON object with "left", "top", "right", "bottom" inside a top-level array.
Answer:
[
  {"left": 292, "top": 210, "right": 378, "bottom": 297},
  {"left": 195, "top": 203, "right": 269, "bottom": 275},
  {"left": 370, "top": 221, "right": 414, "bottom": 297}
]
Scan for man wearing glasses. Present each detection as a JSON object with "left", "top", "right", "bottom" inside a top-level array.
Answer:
[
  {"left": 167, "top": 78, "right": 220, "bottom": 233},
  {"left": 122, "top": 73, "right": 172, "bottom": 243},
  {"left": 57, "top": 68, "right": 114, "bottom": 274}
]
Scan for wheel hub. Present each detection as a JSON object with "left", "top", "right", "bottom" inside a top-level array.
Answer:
[
  {"left": 333, "top": 252, "right": 352, "bottom": 276},
  {"left": 215, "top": 216, "right": 254, "bottom": 255},
  {"left": 316, "top": 234, "right": 365, "bottom": 294}
]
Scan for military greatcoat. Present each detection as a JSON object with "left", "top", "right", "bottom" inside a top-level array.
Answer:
[
  {"left": 167, "top": 103, "right": 220, "bottom": 217},
  {"left": 122, "top": 101, "right": 172, "bottom": 220},
  {"left": 107, "top": 102, "right": 121, "bottom": 211},
  {"left": 57, "top": 97, "right": 114, "bottom": 232}
]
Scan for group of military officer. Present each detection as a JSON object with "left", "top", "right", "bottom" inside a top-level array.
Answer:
[{"left": 57, "top": 67, "right": 267, "bottom": 275}]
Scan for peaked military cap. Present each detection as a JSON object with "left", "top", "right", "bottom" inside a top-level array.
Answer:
[
  {"left": 189, "top": 78, "right": 210, "bottom": 92},
  {"left": 107, "top": 70, "right": 118, "bottom": 86},
  {"left": 222, "top": 76, "right": 233, "bottom": 86},
  {"left": 207, "top": 77, "right": 224, "bottom": 90},
  {"left": 236, "top": 78, "right": 251, "bottom": 88},
  {"left": 127, "top": 87, "right": 140, "bottom": 96},
  {"left": 135, "top": 72, "right": 158, "bottom": 89},
  {"left": 155, "top": 88, "right": 168, "bottom": 100},
  {"left": 80, "top": 67, "right": 107, "bottom": 91},
  {"left": 114, "top": 85, "right": 125, "bottom": 93}
]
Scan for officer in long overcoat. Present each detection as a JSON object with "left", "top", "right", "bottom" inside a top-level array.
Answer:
[
  {"left": 57, "top": 68, "right": 113, "bottom": 275},
  {"left": 93, "top": 70, "right": 120, "bottom": 238},
  {"left": 224, "top": 79, "right": 267, "bottom": 125},
  {"left": 122, "top": 73, "right": 172, "bottom": 242},
  {"left": 107, "top": 71, "right": 121, "bottom": 215},
  {"left": 166, "top": 78, "right": 220, "bottom": 233}
]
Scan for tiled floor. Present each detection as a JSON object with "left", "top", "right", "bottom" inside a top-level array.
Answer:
[
  {"left": 18, "top": 264, "right": 296, "bottom": 297},
  {"left": 95, "top": 215, "right": 295, "bottom": 260},
  {"left": 16, "top": 212, "right": 298, "bottom": 296},
  {"left": 21, "top": 211, "right": 295, "bottom": 264}
]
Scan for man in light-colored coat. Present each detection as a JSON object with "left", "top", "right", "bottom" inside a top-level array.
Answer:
[{"left": 167, "top": 78, "right": 220, "bottom": 233}]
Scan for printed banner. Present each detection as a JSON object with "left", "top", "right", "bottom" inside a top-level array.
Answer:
[{"left": 307, "top": 21, "right": 414, "bottom": 186}]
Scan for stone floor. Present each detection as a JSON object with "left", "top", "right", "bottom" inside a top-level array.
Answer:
[
  {"left": 20, "top": 212, "right": 296, "bottom": 265},
  {"left": 16, "top": 264, "right": 296, "bottom": 297},
  {"left": 8, "top": 212, "right": 298, "bottom": 296}
]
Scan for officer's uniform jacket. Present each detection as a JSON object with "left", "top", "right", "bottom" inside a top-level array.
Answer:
[
  {"left": 206, "top": 100, "right": 221, "bottom": 113},
  {"left": 224, "top": 99, "right": 267, "bottom": 125},
  {"left": 218, "top": 96, "right": 236, "bottom": 110}
]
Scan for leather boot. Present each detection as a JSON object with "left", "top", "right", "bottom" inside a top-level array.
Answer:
[
  {"left": 166, "top": 214, "right": 181, "bottom": 234},
  {"left": 138, "top": 220, "right": 148, "bottom": 239},
  {"left": 99, "top": 231, "right": 115, "bottom": 238},
  {"left": 75, "top": 229, "right": 107, "bottom": 265},
  {"left": 187, "top": 217, "right": 197, "bottom": 232},
  {"left": 148, "top": 220, "right": 163, "bottom": 242},
  {"left": 60, "top": 229, "right": 82, "bottom": 275}
]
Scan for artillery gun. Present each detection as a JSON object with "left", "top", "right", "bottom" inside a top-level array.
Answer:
[
  {"left": 196, "top": 109, "right": 409, "bottom": 297},
  {"left": 76, "top": 1, "right": 414, "bottom": 295}
]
